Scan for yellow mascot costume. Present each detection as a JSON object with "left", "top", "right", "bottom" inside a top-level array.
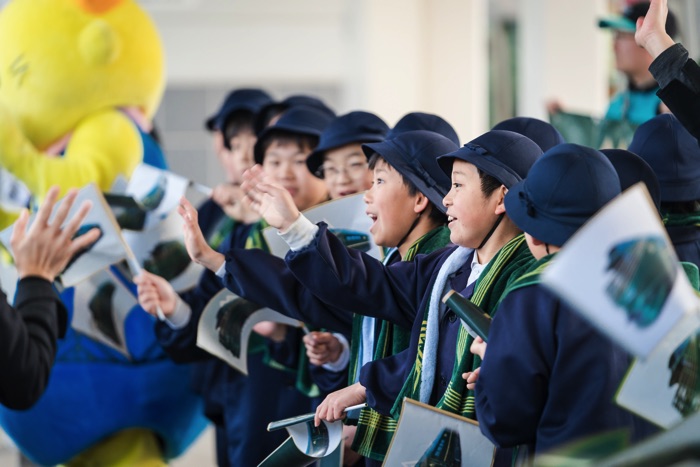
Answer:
[{"left": 0, "top": 1, "right": 207, "bottom": 465}]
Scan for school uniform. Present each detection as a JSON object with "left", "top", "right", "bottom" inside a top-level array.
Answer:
[{"left": 475, "top": 257, "right": 638, "bottom": 457}]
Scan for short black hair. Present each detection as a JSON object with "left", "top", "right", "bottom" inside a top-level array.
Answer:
[
  {"left": 477, "top": 169, "right": 503, "bottom": 197},
  {"left": 258, "top": 130, "right": 319, "bottom": 162},
  {"left": 223, "top": 110, "right": 256, "bottom": 150},
  {"left": 368, "top": 153, "right": 447, "bottom": 225}
]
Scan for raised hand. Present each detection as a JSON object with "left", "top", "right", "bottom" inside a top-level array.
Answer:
[
  {"left": 635, "top": 0, "right": 674, "bottom": 58},
  {"left": 177, "top": 196, "right": 225, "bottom": 272},
  {"left": 211, "top": 183, "right": 260, "bottom": 224},
  {"left": 11, "top": 186, "right": 100, "bottom": 281},
  {"left": 241, "top": 165, "right": 300, "bottom": 232},
  {"left": 134, "top": 270, "right": 179, "bottom": 318}
]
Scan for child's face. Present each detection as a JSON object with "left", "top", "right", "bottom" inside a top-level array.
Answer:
[
  {"left": 262, "top": 140, "right": 328, "bottom": 211},
  {"left": 364, "top": 159, "right": 420, "bottom": 247},
  {"left": 218, "top": 130, "right": 257, "bottom": 185},
  {"left": 322, "top": 144, "right": 372, "bottom": 199},
  {"left": 443, "top": 160, "right": 503, "bottom": 248}
]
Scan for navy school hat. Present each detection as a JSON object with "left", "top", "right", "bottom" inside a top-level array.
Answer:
[
  {"left": 437, "top": 130, "right": 543, "bottom": 189},
  {"left": 307, "top": 111, "right": 390, "bottom": 177},
  {"left": 492, "top": 117, "right": 565, "bottom": 152},
  {"left": 255, "top": 95, "right": 336, "bottom": 134},
  {"left": 253, "top": 106, "right": 334, "bottom": 164},
  {"left": 600, "top": 148, "right": 661, "bottom": 211},
  {"left": 628, "top": 114, "right": 700, "bottom": 202},
  {"left": 598, "top": 1, "right": 678, "bottom": 38},
  {"left": 362, "top": 130, "right": 458, "bottom": 214},
  {"left": 205, "top": 88, "right": 273, "bottom": 132},
  {"left": 388, "top": 112, "right": 460, "bottom": 146},
  {"left": 505, "top": 143, "right": 621, "bottom": 247}
]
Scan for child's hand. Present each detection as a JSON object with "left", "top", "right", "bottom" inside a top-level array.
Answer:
[
  {"left": 134, "top": 270, "right": 178, "bottom": 318},
  {"left": 314, "top": 382, "right": 366, "bottom": 427},
  {"left": 635, "top": 0, "right": 675, "bottom": 58},
  {"left": 211, "top": 183, "right": 260, "bottom": 224},
  {"left": 303, "top": 331, "right": 343, "bottom": 366},
  {"left": 241, "top": 165, "right": 301, "bottom": 232},
  {"left": 462, "top": 367, "right": 481, "bottom": 391},
  {"left": 178, "top": 196, "right": 225, "bottom": 272},
  {"left": 470, "top": 336, "right": 487, "bottom": 359}
]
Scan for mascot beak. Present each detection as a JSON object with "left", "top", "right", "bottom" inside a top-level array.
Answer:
[{"left": 73, "top": 0, "right": 125, "bottom": 15}]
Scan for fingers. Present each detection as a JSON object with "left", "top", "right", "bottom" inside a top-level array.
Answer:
[
  {"left": 60, "top": 200, "right": 93, "bottom": 241},
  {"left": 48, "top": 188, "right": 78, "bottom": 232},
  {"left": 32, "top": 186, "right": 61, "bottom": 229},
  {"left": 9, "top": 209, "right": 29, "bottom": 246},
  {"left": 68, "top": 227, "right": 101, "bottom": 255}
]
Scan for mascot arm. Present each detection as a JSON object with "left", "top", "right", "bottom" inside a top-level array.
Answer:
[{"left": 0, "top": 109, "right": 142, "bottom": 198}]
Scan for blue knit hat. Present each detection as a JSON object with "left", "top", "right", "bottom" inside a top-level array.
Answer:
[
  {"left": 362, "top": 130, "right": 457, "bottom": 213},
  {"left": 505, "top": 143, "right": 621, "bottom": 246},
  {"left": 307, "top": 111, "right": 389, "bottom": 177}
]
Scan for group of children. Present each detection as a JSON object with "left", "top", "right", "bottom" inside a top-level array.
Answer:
[{"left": 131, "top": 0, "right": 699, "bottom": 465}]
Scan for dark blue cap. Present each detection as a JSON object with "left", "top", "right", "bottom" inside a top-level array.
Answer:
[
  {"left": 307, "top": 111, "right": 390, "bottom": 177},
  {"left": 255, "top": 94, "right": 336, "bottom": 134},
  {"left": 387, "top": 112, "right": 460, "bottom": 146},
  {"left": 628, "top": 114, "right": 700, "bottom": 202},
  {"left": 492, "top": 117, "right": 565, "bottom": 152},
  {"left": 205, "top": 88, "right": 273, "bottom": 131},
  {"left": 598, "top": 1, "right": 678, "bottom": 38},
  {"left": 505, "top": 143, "right": 621, "bottom": 246},
  {"left": 362, "top": 130, "right": 457, "bottom": 214},
  {"left": 253, "top": 106, "right": 334, "bottom": 164},
  {"left": 600, "top": 148, "right": 661, "bottom": 211},
  {"left": 437, "top": 130, "right": 542, "bottom": 189}
]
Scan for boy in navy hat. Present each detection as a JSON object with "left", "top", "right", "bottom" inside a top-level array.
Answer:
[
  {"left": 176, "top": 129, "right": 458, "bottom": 465},
  {"left": 136, "top": 105, "right": 332, "bottom": 466},
  {"left": 254, "top": 94, "right": 336, "bottom": 134},
  {"left": 233, "top": 131, "right": 541, "bottom": 463},
  {"left": 466, "top": 144, "right": 640, "bottom": 462},
  {"left": 628, "top": 114, "right": 700, "bottom": 267}
]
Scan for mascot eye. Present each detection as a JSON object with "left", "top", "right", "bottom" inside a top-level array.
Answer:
[{"left": 9, "top": 54, "right": 29, "bottom": 88}]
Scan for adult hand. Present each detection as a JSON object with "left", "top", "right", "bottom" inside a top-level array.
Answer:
[
  {"left": 304, "top": 332, "right": 343, "bottom": 366},
  {"left": 314, "top": 382, "right": 366, "bottom": 427},
  {"left": 635, "top": 0, "right": 675, "bottom": 59},
  {"left": 134, "top": 270, "right": 179, "bottom": 318},
  {"left": 11, "top": 186, "right": 100, "bottom": 281},
  {"left": 241, "top": 165, "right": 300, "bottom": 232},
  {"left": 178, "top": 196, "right": 225, "bottom": 272}
]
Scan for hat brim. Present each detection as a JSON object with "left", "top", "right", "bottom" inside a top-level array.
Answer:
[
  {"left": 307, "top": 133, "right": 387, "bottom": 178},
  {"left": 504, "top": 182, "right": 579, "bottom": 247},
  {"left": 363, "top": 141, "right": 448, "bottom": 213},
  {"left": 205, "top": 115, "right": 217, "bottom": 131},
  {"left": 598, "top": 17, "right": 636, "bottom": 33},
  {"left": 437, "top": 148, "right": 522, "bottom": 189}
]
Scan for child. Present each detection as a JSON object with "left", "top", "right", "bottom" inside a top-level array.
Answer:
[
  {"left": 627, "top": 114, "right": 700, "bottom": 267},
  {"left": 238, "top": 130, "right": 542, "bottom": 432},
  {"left": 468, "top": 143, "right": 640, "bottom": 461},
  {"left": 178, "top": 129, "right": 458, "bottom": 465},
  {"left": 136, "top": 105, "right": 332, "bottom": 466}
]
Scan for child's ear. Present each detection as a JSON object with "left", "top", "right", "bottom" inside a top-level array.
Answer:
[
  {"left": 494, "top": 186, "right": 508, "bottom": 215},
  {"left": 414, "top": 193, "right": 430, "bottom": 215}
]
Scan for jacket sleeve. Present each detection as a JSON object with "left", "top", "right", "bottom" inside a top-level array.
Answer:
[
  {"left": 359, "top": 348, "right": 414, "bottom": 417},
  {"left": 221, "top": 246, "right": 354, "bottom": 335},
  {"left": 284, "top": 223, "right": 447, "bottom": 330},
  {"left": 0, "top": 277, "right": 67, "bottom": 410}
]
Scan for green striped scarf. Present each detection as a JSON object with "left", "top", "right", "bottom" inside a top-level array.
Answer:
[
  {"left": 662, "top": 212, "right": 700, "bottom": 227},
  {"left": 391, "top": 234, "right": 534, "bottom": 420},
  {"left": 349, "top": 226, "right": 452, "bottom": 461}
]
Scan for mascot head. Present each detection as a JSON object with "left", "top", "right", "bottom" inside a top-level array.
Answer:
[{"left": 0, "top": 0, "right": 164, "bottom": 150}]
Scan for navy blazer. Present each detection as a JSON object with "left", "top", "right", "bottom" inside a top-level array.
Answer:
[{"left": 475, "top": 284, "right": 638, "bottom": 455}]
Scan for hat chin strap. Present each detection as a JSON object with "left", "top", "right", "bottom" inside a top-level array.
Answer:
[
  {"left": 477, "top": 213, "right": 505, "bottom": 250},
  {"left": 395, "top": 212, "right": 423, "bottom": 254}
]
